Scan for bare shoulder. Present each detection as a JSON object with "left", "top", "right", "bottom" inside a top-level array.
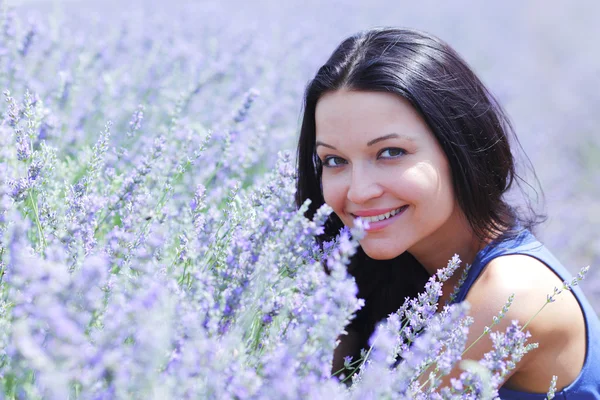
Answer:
[
  {"left": 466, "top": 254, "right": 586, "bottom": 387},
  {"left": 470, "top": 254, "right": 583, "bottom": 335},
  {"left": 434, "top": 254, "right": 585, "bottom": 391}
]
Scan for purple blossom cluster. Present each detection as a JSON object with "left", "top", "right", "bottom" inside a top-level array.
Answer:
[{"left": 0, "top": 1, "right": 596, "bottom": 399}]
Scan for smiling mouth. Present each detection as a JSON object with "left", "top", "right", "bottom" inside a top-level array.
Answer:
[{"left": 351, "top": 205, "right": 408, "bottom": 223}]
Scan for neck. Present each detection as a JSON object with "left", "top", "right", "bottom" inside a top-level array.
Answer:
[{"left": 407, "top": 204, "right": 489, "bottom": 278}]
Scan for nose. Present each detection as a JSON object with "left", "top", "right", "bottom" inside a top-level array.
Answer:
[{"left": 346, "top": 165, "right": 384, "bottom": 205}]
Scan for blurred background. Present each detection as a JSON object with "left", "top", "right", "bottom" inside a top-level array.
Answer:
[{"left": 7, "top": 0, "right": 600, "bottom": 310}]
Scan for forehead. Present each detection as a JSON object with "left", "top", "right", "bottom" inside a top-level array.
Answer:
[{"left": 315, "top": 89, "right": 427, "bottom": 140}]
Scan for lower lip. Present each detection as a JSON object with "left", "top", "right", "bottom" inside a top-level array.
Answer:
[{"left": 357, "top": 205, "right": 408, "bottom": 232}]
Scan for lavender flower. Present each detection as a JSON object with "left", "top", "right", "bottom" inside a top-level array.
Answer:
[
  {"left": 233, "top": 88, "right": 260, "bottom": 124},
  {"left": 546, "top": 375, "right": 558, "bottom": 400},
  {"left": 19, "top": 23, "right": 36, "bottom": 57},
  {"left": 127, "top": 104, "right": 145, "bottom": 137},
  {"left": 3, "top": 89, "right": 21, "bottom": 127}
]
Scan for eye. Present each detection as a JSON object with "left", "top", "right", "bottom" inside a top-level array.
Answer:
[
  {"left": 378, "top": 147, "right": 406, "bottom": 159},
  {"left": 322, "top": 156, "right": 346, "bottom": 168}
]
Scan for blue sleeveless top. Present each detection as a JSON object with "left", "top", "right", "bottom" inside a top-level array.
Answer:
[{"left": 450, "top": 227, "right": 600, "bottom": 399}]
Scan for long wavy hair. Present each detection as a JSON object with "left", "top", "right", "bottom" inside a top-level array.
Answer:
[{"left": 295, "top": 27, "right": 546, "bottom": 377}]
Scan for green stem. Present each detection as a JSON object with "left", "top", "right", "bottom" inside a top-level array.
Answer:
[
  {"left": 28, "top": 190, "right": 46, "bottom": 251},
  {"left": 0, "top": 264, "right": 5, "bottom": 287},
  {"left": 418, "top": 364, "right": 439, "bottom": 392},
  {"left": 461, "top": 330, "right": 488, "bottom": 357},
  {"left": 340, "top": 338, "right": 376, "bottom": 384},
  {"left": 521, "top": 299, "right": 551, "bottom": 332},
  {"left": 332, "top": 357, "right": 367, "bottom": 377}
]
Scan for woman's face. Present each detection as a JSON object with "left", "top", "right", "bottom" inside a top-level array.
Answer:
[{"left": 315, "top": 89, "right": 461, "bottom": 260}]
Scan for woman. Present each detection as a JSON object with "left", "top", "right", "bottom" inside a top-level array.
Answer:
[{"left": 295, "top": 27, "right": 600, "bottom": 397}]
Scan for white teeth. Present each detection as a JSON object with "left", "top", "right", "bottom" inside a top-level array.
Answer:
[{"left": 360, "top": 206, "right": 405, "bottom": 223}]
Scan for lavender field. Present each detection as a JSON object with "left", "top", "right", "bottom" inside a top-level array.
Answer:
[{"left": 0, "top": 0, "right": 599, "bottom": 398}]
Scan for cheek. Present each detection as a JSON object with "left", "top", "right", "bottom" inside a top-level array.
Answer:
[
  {"left": 412, "top": 163, "right": 455, "bottom": 216},
  {"left": 321, "top": 175, "right": 346, "bottom": 213},
  {"left": 389, "top": 164, "right": 440, "bottom": 198},
  {"left": 394, "top": 163, "right": 454, "bottom": 210}
]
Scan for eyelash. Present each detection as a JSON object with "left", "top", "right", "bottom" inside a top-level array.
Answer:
[{"left": 321, "top": 147, "right": 406, "bottom": 168}]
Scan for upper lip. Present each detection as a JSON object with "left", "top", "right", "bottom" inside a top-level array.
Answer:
[{"left": 349, "top": 206, "right": 406, "bottom": 217}]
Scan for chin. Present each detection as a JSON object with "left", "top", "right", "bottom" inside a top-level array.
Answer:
[{"left": 360, "top": 243, "right": 403, "bottom": 260}]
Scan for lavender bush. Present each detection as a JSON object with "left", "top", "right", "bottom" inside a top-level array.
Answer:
[{"left": 0, "top": 1, "right": 595, "bottom": 399}]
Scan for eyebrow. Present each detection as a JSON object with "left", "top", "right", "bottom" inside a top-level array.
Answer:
[{"left": 315, "top": 133, "right": 413, "bottom": 150}]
